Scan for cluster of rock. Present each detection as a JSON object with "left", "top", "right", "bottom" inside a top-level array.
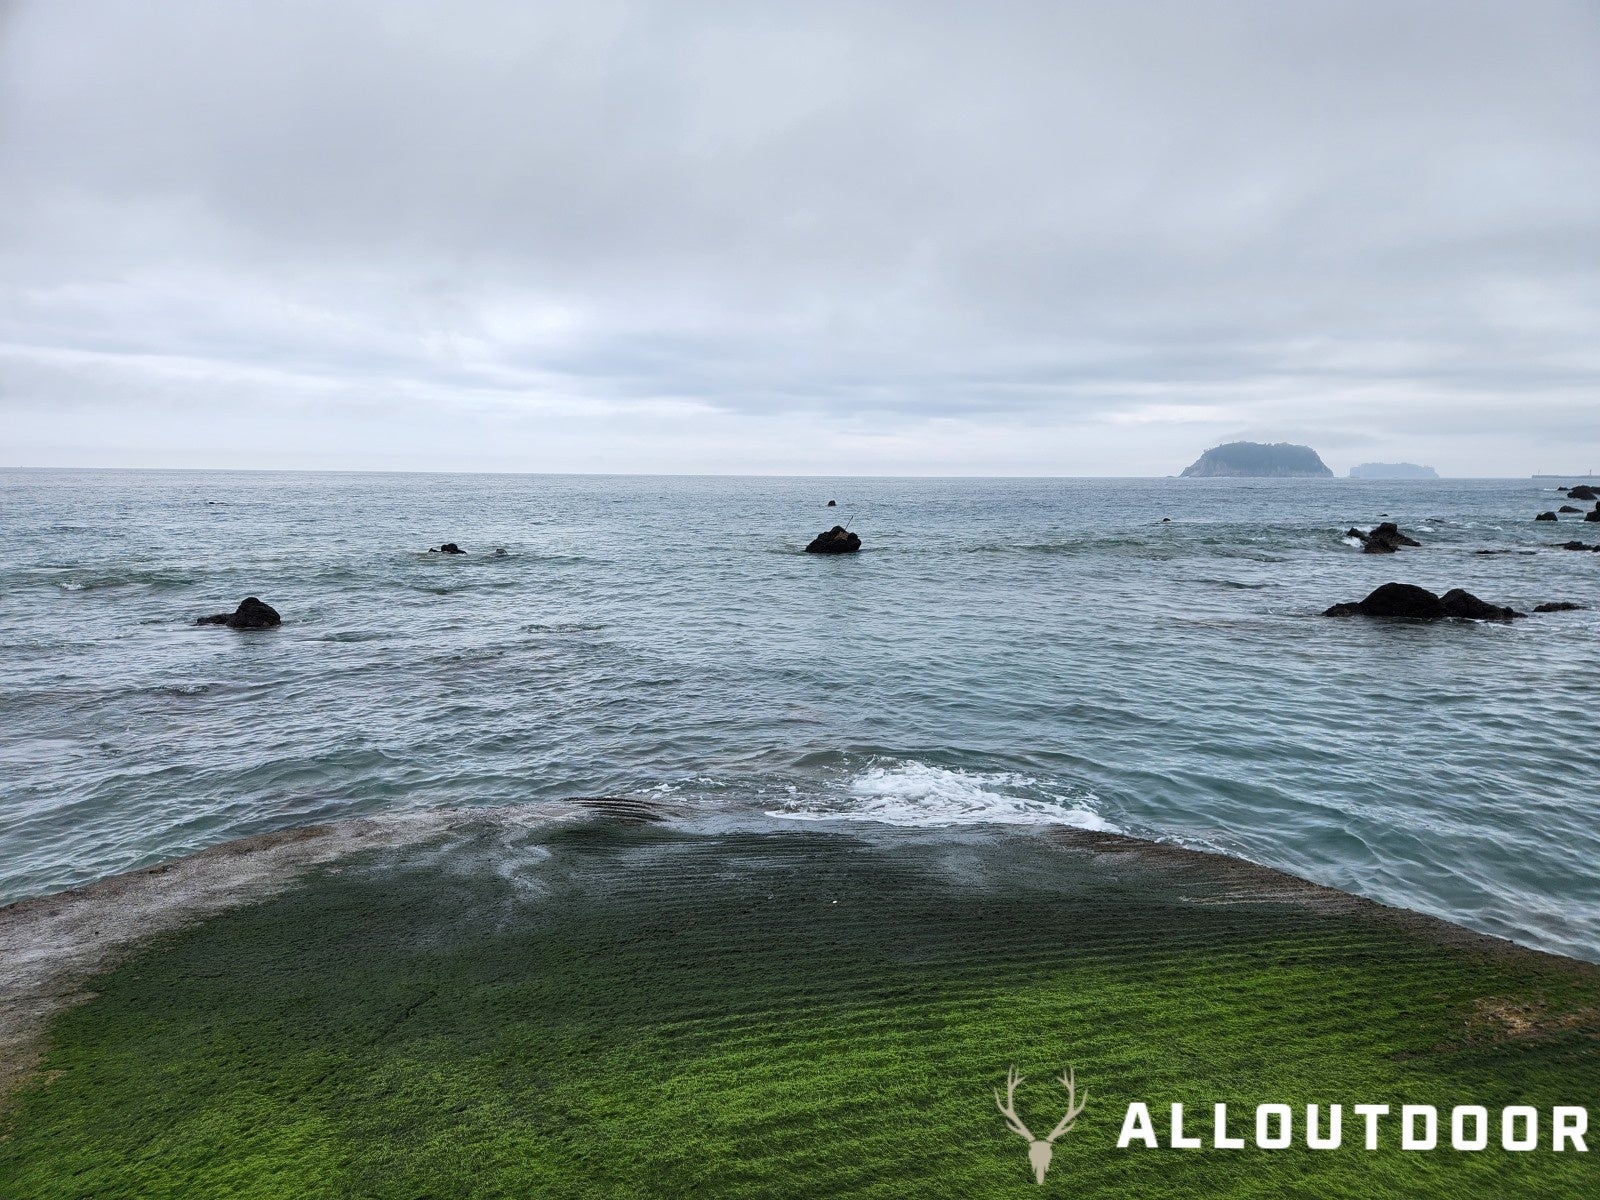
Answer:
[
  {"left": 1345, "top": 522, "right": 1421, "bottom": 554},
  {"left": 196, "top": 597, "right": 281, "bottom": 630},
  {"left": 1324, "top": 584, "right": 1524, "bottom": 622}
]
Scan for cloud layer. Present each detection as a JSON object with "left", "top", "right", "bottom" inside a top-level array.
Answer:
[{"left": 3, "top": 0, "right": 1597, "bottom": 474}]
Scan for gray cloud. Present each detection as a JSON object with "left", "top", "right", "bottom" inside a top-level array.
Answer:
[{"left": 2, "top": 0, "right": 1597, "bottom": 474}]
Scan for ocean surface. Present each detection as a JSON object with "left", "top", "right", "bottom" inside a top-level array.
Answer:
[{"left": 1, "top": 470, "right": 1596, "bottom": 960}]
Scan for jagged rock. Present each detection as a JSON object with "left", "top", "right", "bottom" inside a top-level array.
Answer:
[
  {"left": 1536, "top": 512, "right": 1558, "bottom": 521},
  {"left": 1533, "top": 602, "right": 1585, "bottom": 613},
  {"left": 197, "top": 597, "right": 281, "bottom": 630},
  {"left": 1347, "top": 521, "right": 1421, "bottom": 552},
  {"left": 1324, "top": 583, "right": 1524, "bottom": 621},
  {"left": 805, "top": 525, "right": 861, "bottom": 554},
  {"left": 1559, "top": 505, "right": 1582, "bottom": 513},
  {"left": 429, "top": 543, "right": 465, "bottom": 554}
]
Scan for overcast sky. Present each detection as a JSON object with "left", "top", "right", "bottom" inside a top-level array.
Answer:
[{"left": 2, "top": 1, "right": 1597, "bottom": 476}]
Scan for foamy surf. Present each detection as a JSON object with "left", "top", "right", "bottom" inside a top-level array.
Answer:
[{"left": 769, "top": 761, "right": 1118, "bottom": 831}]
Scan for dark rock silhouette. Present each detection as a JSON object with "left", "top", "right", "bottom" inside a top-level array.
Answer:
[
  {"left": 429, "top": 543, "right": 465, "bottom": 554},
  {"left": 1560, "top": 541, "right": 1600, "bottom": 552},
  {"left": 1439, "top": 589, "right": 1524, "bottom": 621},
  {"left": 1474, "top": 549, "right": 1535, "bottom": 556},
  {"left": 1533, "top": 602, "right": 1585, "bottom": 613},
  {"left": 826, "top": 500, "right": 837, "bottom": 507},
  {"left": 491, "top": 548, "right": 508, "bottom": 558},
  {"left": 805, "top": 526, "right": 861, "bottom": 554},
  {"left": 1559, "top": 505, "right": 1582, "bottom": 513},
  {"left": 1566, "top": 485, "right": 1598, "bottom": 500},
  {"left": 197, "top": 597, "right": 281, "bottom": 630},
  {"left": 1536, "top": 512, "right": 1558, "bottom": 521},
  {"left": 1346, "top": 522, "right": 1421, "bottom": 553},
  {"left": 1324, "top": 583, "right": 1523, "bottom": 621},
  {"left": 1587, "top": 509, "right": 1600, "bottom": 523}
]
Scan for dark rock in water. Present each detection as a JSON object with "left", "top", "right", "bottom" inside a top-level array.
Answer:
[
  {"left": 804, "top": 525, "right": 861, "bottom": 554},
  {"left": 1439, "top": 589, "right": 1524, "bottom": 621},
  {"left": 1161, "top": 517, "right": 1172, "bottom": 523},
  {"left": 1348, "top": 521, "right": 1420, "bottom": 552},
  {"left": 1559, "top": 541, "right": 1600, "bottom": 551},
  {"left": 826, "top": 500, "right": 837, "bottom": 507},
  {"left": 1559, "top": 505, "right": 1582, "bottom": 513},
  {"left": 1473, "top": 549, "right": 1535, "bottom": 556},
  {"left": 1533, "top": 602, "right": 1585, "bottom": 613},
  {"left": 1587, "top": 510, "right": 1600, "bottom": 523},
  {"left": 1535, "top": 512, "right": 1558, "bottom": 521},
  {"left": 429, "top": 543, "right": 466, "bottom": 554},
  {"left": 1324, "top": 582, "right": 1524, "bottom": 621},
  {"left": 197, "top": 596, "right": 281, "bottom": 630},
  {"left": 1566, "top": 485, "right": 1598, "bottom": 500},
  {"left": 491, "top": 548, "right": 508, "bottom": 557},
  {"left": 1324, "top": 582, "right": 1444, "bottom": 619}
]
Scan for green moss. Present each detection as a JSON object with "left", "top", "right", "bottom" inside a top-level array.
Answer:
[{"left": 3, "top": 821, "right": 1597, "bottom": 1198}]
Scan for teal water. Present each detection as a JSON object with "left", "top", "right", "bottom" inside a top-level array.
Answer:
[{"left": 1, "top": 469, "right": 1596, "bottom": 959}]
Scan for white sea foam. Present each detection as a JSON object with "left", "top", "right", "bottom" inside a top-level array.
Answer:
[{"left": 769, "top": 761, "right": 1118, "bottom": 831}]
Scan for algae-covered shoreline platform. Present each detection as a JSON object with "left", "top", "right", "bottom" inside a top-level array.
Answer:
[{"left": 2, "top": 808, "right": 1596, "bottom": 1198}]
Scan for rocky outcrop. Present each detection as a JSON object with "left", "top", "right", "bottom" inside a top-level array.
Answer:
[
  {"left": 1180, "top": 441, "right": 1332, "bottom": 478},
  {"left": 1533, "top": 602, "right": 1585, "bottom": 613},
  {"left": 805, "top": 526, "right": 861, "bottom": 554},
  {"left": 1560, "top": 541, "right": 1600, "bottom": 552},
  {"left": 1586, "top": 508, "right": 1600, "bottom": 523},
  {"left": 1536, "top": 512, "right": 1558, "bottom": 521},
  {"left": 1346, "top": 522, "right": 1421, "bottom": 553},
  {"left": 429, "top": 543, "right": 465, "bottom": 554},
  {"left": 1566, "top": 485, "right": 1598, "bottom": 501},
  {"left": 1560, "top": 505, "right": 1583, "bottom": 513},
  {"left": 1323, "top": 583, "right": 1524, "bottom": 621},
  {"left": 826, "top": 500, "right": 837, "bottom": 507},
  {"left": 197, "top": 597, "right": 282, "bottom": 629}
]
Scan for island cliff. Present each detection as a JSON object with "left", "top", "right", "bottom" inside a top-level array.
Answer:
[{"left": 1180, "top": 441, "right": 1333, "bottom": 478}]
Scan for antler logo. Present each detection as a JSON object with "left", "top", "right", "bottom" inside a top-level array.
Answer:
[{"left": 994, "top": 1064, "right": 1088, "bottom": 1184}]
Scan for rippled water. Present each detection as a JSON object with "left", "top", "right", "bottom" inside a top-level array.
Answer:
[{"left": 2, "top": 469, "right": 1597, "bottom": 959}]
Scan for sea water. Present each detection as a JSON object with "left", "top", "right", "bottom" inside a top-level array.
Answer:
[{"left": 1, "top": 470, "right": 1596, "bottom": 959}]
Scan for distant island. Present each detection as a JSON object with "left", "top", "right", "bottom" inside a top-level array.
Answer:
[
  {"left": 1349, "top": 462, "right": 1438, "bottom": 479},
  {"left": 1179, "top": 441, "right": 1333, "bottom": 478}
]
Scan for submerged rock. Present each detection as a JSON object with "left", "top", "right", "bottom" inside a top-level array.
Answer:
[
  {"left": 1560, "top": 541, "right": 1600, "bottom": 551},
  {"left": 1533, "top": 602, "right": 1585, "bottom": 613},
  {"left": 197, "top": 597, "right": 282, "bottom": 630},
  {"left": 1559, "top": 505, "right": 1582, "bottom": 513},
  {"left": 1323, "top": 583, "right": 1524, "bottom": 621},
  {"left": 430, "top": 543, "right": 466, "bottom": 554},
  {"left": 826, "top": 500, "right": 837, "bottom": 507},
  {"left": 804, "top": 525, "right": 861, "bottom": 554},
  {"left": 1536, "top": 512, "right": 1558, "bottom": 521}
]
